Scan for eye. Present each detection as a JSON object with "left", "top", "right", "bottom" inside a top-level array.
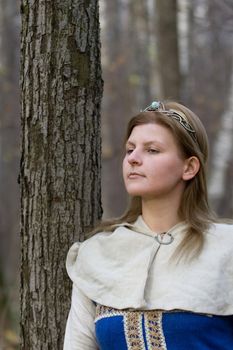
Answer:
[
  {"left": 147, "top": 148, "right": 159, "bottom": 154},
  {"left": 126, "top": 148, "right": 134, "bottom": 154}
]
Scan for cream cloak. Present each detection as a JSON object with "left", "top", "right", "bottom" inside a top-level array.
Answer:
[{"left": 66, "top": 216, "right": 233, "bottom": 315}]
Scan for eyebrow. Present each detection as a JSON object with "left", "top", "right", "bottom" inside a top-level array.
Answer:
[{"left": 126, "top": 140, "right": 164, "bottom": 147}]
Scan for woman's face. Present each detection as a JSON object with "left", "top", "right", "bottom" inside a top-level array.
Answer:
[{"left": 122, "top": 123, "right": 188, "bottom": 201}]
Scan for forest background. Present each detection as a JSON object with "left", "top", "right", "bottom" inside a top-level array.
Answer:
[{"left": 0, "top": 0, "right": 233, "bottom": 348}]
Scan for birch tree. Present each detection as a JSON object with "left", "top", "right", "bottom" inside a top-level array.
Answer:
[{"left": 20, "top": 0, "right": 103, "bottom": 348}]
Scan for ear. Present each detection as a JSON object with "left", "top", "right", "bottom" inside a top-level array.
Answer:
[{"left": 182, "top": 156, "right": 200, "bottom": 181}]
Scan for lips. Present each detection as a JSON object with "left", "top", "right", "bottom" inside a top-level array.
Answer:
[{"left": 128, "top": 172, "right": 145, "bottom": 179}]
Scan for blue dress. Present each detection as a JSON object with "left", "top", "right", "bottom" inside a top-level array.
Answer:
[{"left": 95, "top": 305, "right": 233, "bottom": 350}]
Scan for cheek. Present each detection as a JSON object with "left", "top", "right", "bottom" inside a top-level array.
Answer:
[
  {"left": 151, "top": 158, "right": 184, "bottom": 177},
  {"left": 164, "top": 160, "right": 185, "bottom": 181}
]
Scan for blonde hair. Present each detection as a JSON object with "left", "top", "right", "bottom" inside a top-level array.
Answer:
[{"left": 92, "top": 101, "right": 216, "bottom": 260}]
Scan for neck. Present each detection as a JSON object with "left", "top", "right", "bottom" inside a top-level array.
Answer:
[{"left": 141, "top": 195, "right": 182, "bottom": 233}]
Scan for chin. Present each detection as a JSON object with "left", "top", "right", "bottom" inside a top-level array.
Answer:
[
  {"left": 126, "top": 188, "right": 150, "bottom": 197},
  {"left": 126, "top": 189, "right": 142, "bottom": 196}
]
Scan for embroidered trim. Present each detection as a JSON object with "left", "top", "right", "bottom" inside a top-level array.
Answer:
[
  {"left": 95, "top": 305, "right": 167, "bottom": 350},
  {"left": 124, "top": 312, "right": 146, "bottom": 350},
  {"left": 95, "top": 304, "right": 126, "bottom": 322},
  {"left": 145, "top": 311, "right": 167, "bottom": 350}
]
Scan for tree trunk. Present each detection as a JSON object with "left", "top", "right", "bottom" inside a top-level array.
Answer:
[
  {"left": 156, "top": 0, "right": 181, "bottom": 100},
  {"left": 20, "top": 0, "right": 103, "bottom": 348}
]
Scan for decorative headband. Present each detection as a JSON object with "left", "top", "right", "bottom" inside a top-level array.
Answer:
[{"left": 143, "top": 101, "right": 197, "bottom": 141}]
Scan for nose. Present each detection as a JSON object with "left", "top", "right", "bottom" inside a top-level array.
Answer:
[{"left": 127, "top": 149, "right": 142, "bottom": 165}]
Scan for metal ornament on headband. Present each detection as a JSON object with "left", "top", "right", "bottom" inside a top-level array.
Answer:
[{"left": 143, "top": 101, "right": 197, "bottom": 141}]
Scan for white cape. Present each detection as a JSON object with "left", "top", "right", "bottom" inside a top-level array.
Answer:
[{"left": 66, "top": 216, "right": 233, "bottom": 315}]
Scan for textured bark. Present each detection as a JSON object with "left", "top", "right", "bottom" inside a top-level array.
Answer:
[
  {"left": 20, "top": 0, "right": 103, "bottom": 348},
  {"left": 156, "top": 0, "right": 181, "bottom": 100}
]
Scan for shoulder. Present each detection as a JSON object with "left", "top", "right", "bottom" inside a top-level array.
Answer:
[
  {"left": 65, "top": 224, "right": 143, "bottom": 285},
  {"left": 66, "top": 225, "right": 135, "bottom": 266},
  {"left": 66, "top": 231, "right": 109, "bottom": 259},
  {"left": 207, "top": 222, "right": 233, "bottom": 238},
  {"left": 204, "top": 222, "right": 233, "bottom": 258},
  {"left": 65, "top": 231, "right": 111, "bottom": 281}
]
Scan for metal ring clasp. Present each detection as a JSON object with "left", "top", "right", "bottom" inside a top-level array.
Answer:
[{"left": 155, "top": 233, "right": 174, "bottom": 245}]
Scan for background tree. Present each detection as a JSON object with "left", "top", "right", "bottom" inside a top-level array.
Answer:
[
  {"left": 128, "top": 0, "right": 151, "bottom": 107},
  {"left": 156, "top": 0, "right": 181, "bottom": 100},
  {"left": 101, "top": 0, "right": 130, "bottom": 217},
  {"left": 183, "top": 0, "right": 233, "bottom": 216},
  {"left": 20, "top": 0, "right": 103, "bottom": 348}
]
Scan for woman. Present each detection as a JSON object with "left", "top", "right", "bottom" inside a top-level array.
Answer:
[{"left": 64, "top": 101, "right": 233, "bottom": 349}]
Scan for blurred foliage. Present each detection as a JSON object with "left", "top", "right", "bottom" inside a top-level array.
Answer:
[
  {"left": 0, "top": 268, "right": 19, "bottom": 349},
  {"left": 1, "top": 329, "right": 20, "bottom": 350}
]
